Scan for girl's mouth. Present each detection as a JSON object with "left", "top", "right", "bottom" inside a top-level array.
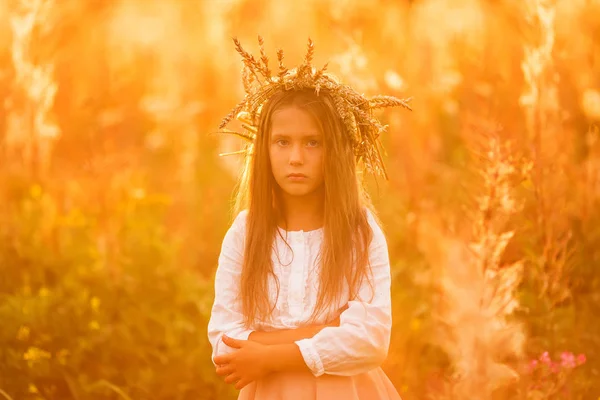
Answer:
[{"left": 287, "top": 174, "right": 307, "bottom": 181}]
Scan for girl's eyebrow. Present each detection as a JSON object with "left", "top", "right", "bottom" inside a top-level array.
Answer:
[{"left": 271, "top": 132, "right": 322, "bottom": 139}]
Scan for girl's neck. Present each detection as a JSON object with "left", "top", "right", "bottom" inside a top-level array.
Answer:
[{"left": 277, "top": 189, "right": 324, "bottom": 232}]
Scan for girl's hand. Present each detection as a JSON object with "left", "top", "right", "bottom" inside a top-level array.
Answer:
[{"left": 214, "top": 335, "right": 273, "bottom": 390}]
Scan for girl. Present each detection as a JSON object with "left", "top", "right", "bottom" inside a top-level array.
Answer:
[{"left": 208, "top": 37, "right": 410, "bottom": 400}]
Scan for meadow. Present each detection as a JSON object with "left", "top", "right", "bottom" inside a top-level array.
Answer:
[{"left": 0, "top": 0, "right": 599, "bottom": 399}]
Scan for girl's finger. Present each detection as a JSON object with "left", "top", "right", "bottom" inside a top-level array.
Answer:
[
  {"left": 215, "top": 364, "right": 234, "bottom": 376},
  {"left": 224, "top": 373, "right": 240, "bottom": 384},
  {"left": 213, "top": 354, "right": 232, "bottom": 365},
  {"left": 235, "top": 379, "right": 251, "bottom": 390},
  {"left": 223, "top": 335, "right": 244, "bottom": 349}
]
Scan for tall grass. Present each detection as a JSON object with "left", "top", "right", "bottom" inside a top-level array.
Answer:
[
  {"left": 6, "top": 0, "right": 59, "bottom": 178},
  {"left": 416, "top": 125, "right": 527, "bottom": 399},
  {"left": 0, "top": 1, "right": 598, "bottom": 399}
]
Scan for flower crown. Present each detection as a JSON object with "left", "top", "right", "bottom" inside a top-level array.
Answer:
[{"left": 218, "top": 36, "right": 412, "bottom": 180}]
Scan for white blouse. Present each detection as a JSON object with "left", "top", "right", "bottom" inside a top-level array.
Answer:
[{"left": 207, "top": 209, "right": 393, "bottom": 377}]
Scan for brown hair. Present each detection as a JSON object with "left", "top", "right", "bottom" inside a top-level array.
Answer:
[{"left": 233, "top": 88, "right": 376, "bottom": 327}]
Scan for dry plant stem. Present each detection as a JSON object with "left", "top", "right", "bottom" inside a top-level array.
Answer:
[
  {"left": 257, "top": 35, "right": 272, "bottom": 79},
  {"left": 426, "top": 127, "right": 525, "bottom": 400},
  {"left": 582, "top": 127, "right": 600, "bottom": 225},
  {"left": 9, "top": 0, "right": 59, "bottom": 180},
  {"left": 520, "top": 0, "right": 574, "bottom": 304},
  {"left": 277, "top": 48, "right": 288, "bottom": 78}
]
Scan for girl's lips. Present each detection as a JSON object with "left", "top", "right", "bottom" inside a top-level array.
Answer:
[{"left": 287, "top": 174, "right": 307, "bottom": 181}]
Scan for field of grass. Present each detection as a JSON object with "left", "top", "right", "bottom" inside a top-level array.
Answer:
[{"left": 0, "top": 1, "right": 599, "bottom": 399}]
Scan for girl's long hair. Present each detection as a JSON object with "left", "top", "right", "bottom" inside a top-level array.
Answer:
[{"left": 233, "top": 88, "right": 376, "bottom": 327}]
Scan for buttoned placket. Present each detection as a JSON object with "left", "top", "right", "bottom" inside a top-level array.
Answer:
[{"left": 288, "top": 231, "right": 306, "bottom": 319}]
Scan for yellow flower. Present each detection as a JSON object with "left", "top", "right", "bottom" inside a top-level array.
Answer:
[
  {"left": 17, "top": 326, "right": 30, "bottom": 341},
  {"left": 39, "top": 287, "right": 50, "bottom": 298},
  {"left": 90, "top": 297, "right": 101, "bottom": 312},
  {"left": 88, "top": 320, "right": 100, "bottom": 330},
  {"left": 23, "top": 347, "right": 51, "bottom": 368},
  {"left": 28, "top": 384, "right": 39, "bottom": 393}
]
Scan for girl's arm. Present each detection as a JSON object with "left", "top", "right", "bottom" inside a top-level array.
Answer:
[
  {"left": 266, "top": 342, "right": 311, "bottom": 372},
  {"left": 249, "top": 325, "right": 324, "bottom": 345},
  {"left": 207, "top": 211, "right": 255, "bottom": 364},
  {"left": 248, "top": 312, "right": 343, "bottom": 345}
]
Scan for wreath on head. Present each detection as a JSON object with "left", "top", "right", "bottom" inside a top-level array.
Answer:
[{"left": 218, "top": 36, "right": 412, "bottom": 180}]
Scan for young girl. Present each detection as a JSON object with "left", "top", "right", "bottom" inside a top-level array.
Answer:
[{"left": 208, "top": 37, "right": 410, "bottom": 400}]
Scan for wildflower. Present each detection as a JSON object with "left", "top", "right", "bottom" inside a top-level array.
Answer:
[
  {"left": 576, "top": 354, "right": 586, "bottom": 366},
  {"left": 88, "top": 320, "right": 100, "bottom": 330},
  {"left": 23, "top": 347, "right": 51, "bottom": 368},
  {"left": 17, "top": 326, "right": 30, "bottom": 341},
  {"left": 526, "top": 359, "right": 538, "bottom": 373},
  {"left": 560, "top": 351, "right": 576, "bottom": 369},
  {"left": 90, "top": 296, "right": 101, "bottom": 312},
  {"left": 539, "top": 351, "right": 551, "bottom": 364}
]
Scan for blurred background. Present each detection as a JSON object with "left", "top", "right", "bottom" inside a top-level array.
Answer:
[{"left": 1, "top": 0, "right": 599, "bottom": 399}]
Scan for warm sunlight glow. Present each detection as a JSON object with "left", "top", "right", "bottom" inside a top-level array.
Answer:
[{"left": 0, "top": 1, "right": 598, "bottom": 399}]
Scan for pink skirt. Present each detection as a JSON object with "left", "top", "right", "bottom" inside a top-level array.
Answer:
[{"left": 238, "top": 367, "right": 401, "bottom": 400}]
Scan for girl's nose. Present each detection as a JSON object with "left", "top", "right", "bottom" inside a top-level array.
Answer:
[{"left": 289, "top": 143, "right": 304, "bottom": 165}]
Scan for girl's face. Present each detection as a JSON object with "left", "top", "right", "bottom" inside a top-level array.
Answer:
[{"left": 269, "top": 106, "right": 325, "bottom": 199}]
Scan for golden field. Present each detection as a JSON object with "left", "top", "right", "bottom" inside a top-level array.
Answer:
[{"left": 0, "top": 0, "right": 599, "bottom": 399}]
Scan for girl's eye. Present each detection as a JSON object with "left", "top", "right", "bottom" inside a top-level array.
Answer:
[
  {"left": 277, "top": 139, "right": 289, "bottom": 146},
  {"left": 307, "top": 140, "right": 319, "bottom": 147}
]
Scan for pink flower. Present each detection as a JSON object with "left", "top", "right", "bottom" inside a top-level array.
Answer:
[
  {"left": 525, "top": 359, "right": 539, "bottom": 373},
  {"left": 576, "top": 354, "right": 586, "bottom": 366},
  {"left": 560, "top": 351, "right": 576, "bottom": 369},
  {"left": 539, "top": 351, "right": 551, "bottom": 364}
]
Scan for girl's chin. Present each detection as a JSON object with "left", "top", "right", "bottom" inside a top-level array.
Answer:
[
  {"left": 275, "top": 181, "right": 324, "bottom": 198},
  {"left": 280, "top": 186, "right": 318, "bottom": 197},
  {"left": 282, "top": 190, "right": 312, "bottom": 197}
]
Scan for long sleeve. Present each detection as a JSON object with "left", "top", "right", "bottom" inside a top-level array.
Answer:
[
  {"left": 295, "top": 211, "right": 393, "bottom": 376},
  {"left": 207, "top": 210, "right": 254, "bottom": 365}
]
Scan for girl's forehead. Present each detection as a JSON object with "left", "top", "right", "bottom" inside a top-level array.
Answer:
[{"left": 270, "top": 106, "right": 321, "bottom": 134}]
